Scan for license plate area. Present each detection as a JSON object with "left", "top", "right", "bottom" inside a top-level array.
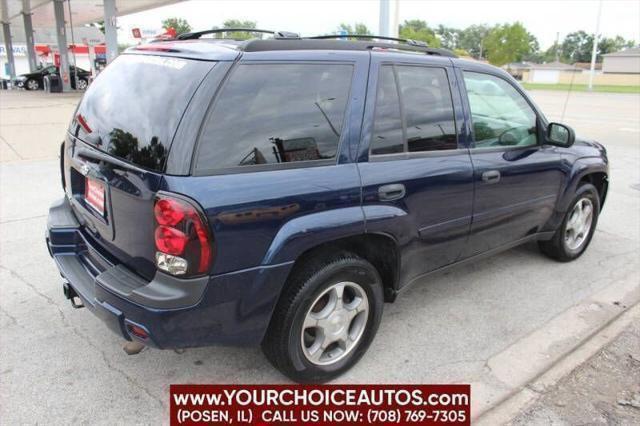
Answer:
[{"left": 85, "top": 177, "right": 105, "bottom": 216}]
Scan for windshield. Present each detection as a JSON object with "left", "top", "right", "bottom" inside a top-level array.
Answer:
[{"left": 69, "top": 54, "right": 214, "bottom": 172}]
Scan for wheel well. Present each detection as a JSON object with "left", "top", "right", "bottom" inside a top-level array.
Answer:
[
  {"left": 579, "top": 172, "right": 608, "bottom": 206},
  {"left": 288, "top": 234, "right": 400, "bottom": 303}
]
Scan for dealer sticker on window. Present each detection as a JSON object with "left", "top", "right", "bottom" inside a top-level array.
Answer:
[{"left": 85, "top": 177, "right": 105, "bottom": 216}]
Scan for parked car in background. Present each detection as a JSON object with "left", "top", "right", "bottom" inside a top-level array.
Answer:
[
  {"left": 14, "top": 65, "right": 90, "bottom": 90},
  {"left": 46, "top": 30, "right": 609, "bottom": 383}
]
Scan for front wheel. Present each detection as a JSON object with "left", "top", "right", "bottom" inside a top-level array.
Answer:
[
  {"left": 539, "top": 183, "right": 600, "bottom": 261},
  {"left": 26, "top": 78, "right": 40, "bottom": 90},
  {"left": 76, "top": 78, "right": 88, "bottom": 90},
  {"left": 262, "top": 251, "right": 384, "bottom": 383}
]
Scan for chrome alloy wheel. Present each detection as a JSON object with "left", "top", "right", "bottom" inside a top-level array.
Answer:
[
  {"left": 26, "top": 79, "right": 39, "bottom": 90},
  {"left": 301, "top": 281, "right": 369, "bottom": 366},
  {"left": 564, "top": 197, "right": 594, "bottom": 251},
  {"left": 76, "top": 79, "right": 88, "bottom": 90}
]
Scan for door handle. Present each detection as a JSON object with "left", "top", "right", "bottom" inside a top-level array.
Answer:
[
  {"left": 481, "top": 170, "right": 501, "bottom": 184},
  {"left": 378, "top": 184, "right": 406, "bottom": 201}
]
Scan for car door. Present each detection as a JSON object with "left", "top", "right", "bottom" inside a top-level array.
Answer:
[
  {"left": 456, "top": 67, "right": 565, "bottom": 256},
  {"left": 358, "top": 53, "right": 474, "bottom": 287}
]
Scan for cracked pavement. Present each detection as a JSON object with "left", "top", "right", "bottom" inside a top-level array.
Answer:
[{"left": 1, "top": 90, "right": 638, "bottom": 423}]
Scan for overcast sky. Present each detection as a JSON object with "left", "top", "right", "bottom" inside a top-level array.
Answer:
[{"left": 117, "top": 0, "right": 640, "bottom": 49}]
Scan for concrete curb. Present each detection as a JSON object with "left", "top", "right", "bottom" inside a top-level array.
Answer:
[
  {"left": 477, "top": 303, "right": 640, "bottom": 425},
  {"left": 470, "top": 274, "right": 640, "bottom": 423}
]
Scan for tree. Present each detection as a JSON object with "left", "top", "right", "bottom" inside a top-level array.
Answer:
[
  {"left": 453, "top": 48, "right": 471, "bottom": 57},
  {"left": 483, "top": 22, "right": 534, "bottom": 66},
  {"left": 521, "top": 33, "right": 542, "bottom": 62},
  {"left": 598, "top": 35, "right": 636, "bottom": 57},
  {"left": 336, "top": 23, "right": 372, "bottom": 36},
  {"left": 561, "top": 31, "right": 593, "bottom": 62},
  {"left": 435, "top": 25, "right": 460, "bottom": 50},
  {"left": 161, "top": 17, "right": 191, "bottom": 35},
  {"left": 212, "top": 19, "right": 259, "bottom": 40},
  {"left": 561, "top": 31, "right": 636, "bottom": 63},
  {"left": 457, "top": 24, "right": 491, "bottom": 59},
  {"left": 222, "top": 19, "right": 257, "bottom": 30},
  {"left": 542, "top": 41, "right": 562, "bottom": 62},
  {"left": 398, "top": 20, "right": 440, "bottom": 47},
  {"left": 88, "top": 21, "right": 105, "bottom": 34}
]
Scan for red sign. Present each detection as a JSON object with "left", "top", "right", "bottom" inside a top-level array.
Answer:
[
  {"left": 132, "top": 28, "right": 142, "bottom": 39},
  {"left": 170, "top": 384, "right": 470, "bottom": 425},
  {"left": 165, "top": 27, "right": 177, "bottom": 38}
]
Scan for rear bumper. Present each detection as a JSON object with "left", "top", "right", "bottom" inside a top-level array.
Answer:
[{"left": 46, "top": 196, "right": 293, "bottom": 348}]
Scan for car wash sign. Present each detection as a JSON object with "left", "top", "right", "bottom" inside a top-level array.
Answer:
[{"left": 0, "top": 45, "right": 28, "bottom": 57}]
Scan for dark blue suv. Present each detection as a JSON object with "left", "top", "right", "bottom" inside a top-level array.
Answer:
[{"left": 46, "top": 31, "right": 609, "bottom": 383}]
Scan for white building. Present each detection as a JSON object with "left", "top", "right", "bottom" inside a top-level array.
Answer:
[
  {"left": 602, "top": 48, "right": 640, "bottom": 74},
  {"left": 526, "top": 61, "right": 580, "bottom": 84}
]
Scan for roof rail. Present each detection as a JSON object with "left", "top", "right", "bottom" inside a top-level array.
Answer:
[
  {"left": 307, "top": 34, "right": 427, "bottom": 47},
  {"left": 177, "top": 28, "right": 299, "bottom": 40},
  {"left": 304, "top": 34, "right": 456, "bottom": 57}
]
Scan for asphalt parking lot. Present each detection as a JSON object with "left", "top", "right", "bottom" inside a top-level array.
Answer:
[{"left": 1, "top": 89, "right": 639, "bottom": 423}]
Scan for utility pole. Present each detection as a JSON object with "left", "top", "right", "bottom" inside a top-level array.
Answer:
[
  {"left": 379, "top": 0, "right": 390, "bottom": 37},
  {"left": 588, "top": 0, "right": 603, "bottom": 91},
  {"left": 555, "top": 32, "right": 560, "bottom": 62},
  {"left": 379, "top": 0, "right": 399, "bottom": 38},
  {"left": 392, "top": 0, "right": 399, "bottom": 38}
]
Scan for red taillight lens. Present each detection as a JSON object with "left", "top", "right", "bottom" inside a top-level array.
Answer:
[
  {"left": 154, "top": 225, "right": 188, "bottom": 255},
  {"left": 153, "top": 194, "right": 213, "bottom": 276},
  {"left": 126, "top": 323, "right": 149, "bottom": 340},
  {"left": 154, "top": 198, "right": 185, "bottom": 226}
]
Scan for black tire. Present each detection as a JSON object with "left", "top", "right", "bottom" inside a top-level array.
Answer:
[
  {"left": 76, "top": 78, "right": 88, "bottom": 90},
  {"left": 262, "top": 251, "right": 384, "bottom": 383},
  {"left": 25, "top": 78, "right": 39, "bottom": 91},
  {"left": 539, "top": 183, "right": 600, "bottom": 262}
]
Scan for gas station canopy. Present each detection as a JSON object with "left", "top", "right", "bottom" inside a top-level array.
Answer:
[
  {"left": 1, "top": 0, "right": 183, "bottom": 90},
  {"left": 2, "top": 0, "right": 181, "bottom": 31}
]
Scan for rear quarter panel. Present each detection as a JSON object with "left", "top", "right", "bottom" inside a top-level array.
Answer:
[{"left": 163, "top": 165, "right": 363, "bottom": 274}]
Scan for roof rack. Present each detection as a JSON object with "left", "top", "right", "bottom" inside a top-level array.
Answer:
[
  {"left": 240, "top": 38, "right": 456, "bottom": 57},
  {"left": 177, "top": 28, "right": 299, "bottom": 40},
  {"left": 307, "top": 34, "right": 428, "bottom": 47},
  {"left": 302, "top": 34, "right": 455, "bottom": 57}
]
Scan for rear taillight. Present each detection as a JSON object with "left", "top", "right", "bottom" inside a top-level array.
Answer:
[{"left": 153, "top": 194, "right": 212, "bottom": 276}]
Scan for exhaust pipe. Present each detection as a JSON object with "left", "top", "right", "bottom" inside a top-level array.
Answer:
[{"left": 123, "top": 340, "right": 146, "bottom": 355}]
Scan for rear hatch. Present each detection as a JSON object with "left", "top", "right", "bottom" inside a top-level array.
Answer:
[{"left": 63, "top": 53, "right": 215, "bottom": 280}]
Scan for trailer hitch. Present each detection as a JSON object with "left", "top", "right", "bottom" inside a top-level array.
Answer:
[{"left": 63, "top": 282, "right": 84, "bottom": 309}]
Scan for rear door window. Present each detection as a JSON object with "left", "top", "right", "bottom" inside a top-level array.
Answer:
[
  {"left": 194, "top": 63, "right": 353, "bottom": 173},
  {"left": 397, "top": 66, "right": 457, "bottom": 152},
  {"left": 70, "top": 54, "right": 214, "bottom": 172},
  {"left": 370, "top": 65, "right": 457, "bottom": 155},
  {"left": 370, "top": 66, "right": 404, "bottom": 155}
]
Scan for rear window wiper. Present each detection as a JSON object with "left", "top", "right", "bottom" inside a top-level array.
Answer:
[{"left": 76, "top": 147, "right": 149, "bottom": 175}]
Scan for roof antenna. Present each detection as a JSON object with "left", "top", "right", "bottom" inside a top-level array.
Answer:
[
  {"left": 560, "top": 61, "right": 576, "bottom": 122},
  {"left": 562, "top": 0, "right": 602, "bottom": 122}
]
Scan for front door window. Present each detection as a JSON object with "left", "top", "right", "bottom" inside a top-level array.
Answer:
[{"left": 463, "top": 72, "right": 538, "bottom": 148}]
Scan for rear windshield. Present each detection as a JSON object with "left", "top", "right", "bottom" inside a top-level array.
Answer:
[{"left": 69, "top": 54, "right": 213, "bottom": 172}]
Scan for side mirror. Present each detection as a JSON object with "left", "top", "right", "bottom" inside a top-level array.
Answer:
[{"left": 547, "top": 122, "right": 575, "bottom": 147}]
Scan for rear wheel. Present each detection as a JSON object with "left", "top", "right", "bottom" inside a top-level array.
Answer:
[
  {"left": 539, "top": 183, "right": 600, "bottom": 261},
  {"left": 262, "top": 251, "right": 384, "bottom": 383}
]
